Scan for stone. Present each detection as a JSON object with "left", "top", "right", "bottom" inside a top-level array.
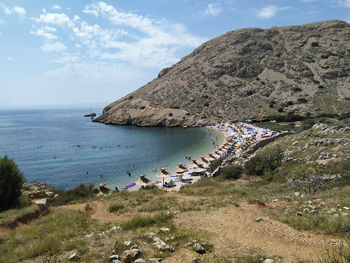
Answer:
[
  {"left": 294, "top": 192, "right": 301, "bottom": 197},
  {"left": 256, "top": 218, "right": 263, "bottom": 222},
  {"left": 192, "top": 257, "right": 201, "bottom": 263},
  {"left": 272, "top": 199, "right": 279, "bottom": 203},
  {"left": 193, "top": 243, "right": 206, "bottom": 254},
  {"left": 159, "top": 227, "right": 170, "bottom": 233},
  {"left": 124, "top": 240, "right": 132, "bottom": 246},
  {"left": 263, "top": 259, "right": 274, "bottom": 263},
  {"left": 343, "top": 207, "right": 350, "bottom": 210},
  {"left": 297, "top": 212, "right": 303, "bottom": 216},
  {"left": 85, "top": 232, "right": 94, "bottom": 238},
  {"left": 292, "top": 141, "right": 299, "bottom": 146},
  {"left": 185, "top": 243, "right": 192, "bottom": 248},
  {"left": 68, "top": 252, "right": 80, "bottom": 261},
  {"left": 34, "top": 198, "right": 48, "bottom": 211},
  {"left": 153, "top": 237, "right": 169, "bottom": 251},
  {"left": 130, "top": 244, "right": 139, "bottom": 250},
  {"left": 168, "top": 246, "right": 175, "bottom": 253},
  {"left": 149, "top": 258, "right": 163, "bottom": 263},
  {"left": 134, "top": 259, "right": 146, "bottom": 263},
  {"left": 122, "top": 249, "right": 141, "bottom": 263},
  {"left": 144, "top": 232, "right": 156, "bottom": 239},
  {"left": 109, "top": 255, "right": 120, "bottom": 262}
]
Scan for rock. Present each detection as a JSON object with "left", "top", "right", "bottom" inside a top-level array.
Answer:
[
  {"left": 134, "top": 259, "right": 146, "bottom": 263},
  {"left": 85, "top": 232, "right": 94, "bottom": 238},
  {"left": 68, "top": 252, "right": 80, "bottom": 261},
  {"left": 185, "top": 243, "right": 192, "bottom": 247},
  {"left": 34, "top": 198, "right": 48, "bottom": 211},
  {"left": 168, "top": 246, "right": 175, "bottom": 253},
  {"left": 130, "top": 244, "right": 139, "bottom": 250},
  {"left": 256, "top": 218, "right": 263, "bottom": 222},
  {"left": 343, "top": 207, "right": 350, "bottom": 210},
  {"left": 193, "top": 243, "right": 206, "bottom": 254},
  {"left": 297, "top": 212, "right": 303, "bottom": 216},
  {"left": 192, "top": 258, "right": 201, "bottom": 263},
  {"left": 292, "top": 141, "right": 299, "bottom": 146},
  {"left": 294, "top": 192, "right": 301, "bottom": 197},
  {"left": 124, "top": 240, "right": 132, "bottom": 246},
  {"left": 109, "top": 255, "right": 120, "bottom": 262},
  {"left": 122, "top": 249, "right": 141, "bottom": 263},
  {"left": 263, "top": 259, "right": 274, "bottom": 263},
  {"left": 149, "top": 258, "right": 163, "bottom": 263},
  {"left": 144, "top": 232, "right": 156, "bottom": 239},
  {"left": 272, "top": 199, "right": 279, "bottom": 203},
  {"left": 159, "top": 227, "right": 170, "bottom": 233},
  {"left": 153, "top": 237, "right": 169, "bottom": 251}
]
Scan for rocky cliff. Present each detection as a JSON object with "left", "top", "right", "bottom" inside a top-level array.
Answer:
[{"left": 96, "top": 20, "right": 350, "bottom": 127}]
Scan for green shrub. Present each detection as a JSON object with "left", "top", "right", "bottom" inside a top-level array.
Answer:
[
  {"left": 0, "top": 156, "right": 25, "bottom": 212},
  {"left": 209, "top": 157, "right": 225, "bottom": 171},
  {"left": 49, "top": 184, "right": 97, "bottom": 206},
  {"left": 221, "top": 165, "right": 243, "bottom": 180},
  {"left": 109, "top": 203, "right": 125, "bottom": 213},
  {"left": 245, "top": 147, "right": 283, "bottom": 176}
]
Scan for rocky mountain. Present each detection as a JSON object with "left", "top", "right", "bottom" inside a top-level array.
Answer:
[{"left": 96, "top": 20, "right": 350, "bottom": 127}]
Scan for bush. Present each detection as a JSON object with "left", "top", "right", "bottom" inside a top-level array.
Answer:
[
  {"left": 0, "top": 156, "right": 25, "bottom": 212},
  {"left": 245, "top": 147, "right": 283, "bottom": 176},
  {"left": 109, "top": 203, "right": 125, "bottom": 213},
  {"left": 221, "top": 165, "right": 243, "bottom": 180},
  {"left": 209, "top": 157, "right": 225, "bottom": 171},
  {"left": 49, "top": 184, "right": 97, "bottom": 206}
]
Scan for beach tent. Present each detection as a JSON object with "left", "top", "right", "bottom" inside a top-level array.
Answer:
[{"left": 136, "top": 175, "right": 153, "bottom": 187}]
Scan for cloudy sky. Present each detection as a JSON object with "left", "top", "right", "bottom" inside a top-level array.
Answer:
[{"left": 0, "top": 0, "right": 349, "bottom": 108}]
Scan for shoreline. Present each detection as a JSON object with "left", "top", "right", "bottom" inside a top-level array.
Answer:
[{"left": 133, "top": 122, "right": 279, "bottom": 192}]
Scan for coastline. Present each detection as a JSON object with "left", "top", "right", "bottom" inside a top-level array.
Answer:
[{"left": 126, "top": 122, "right": 279, "bottom": 192}]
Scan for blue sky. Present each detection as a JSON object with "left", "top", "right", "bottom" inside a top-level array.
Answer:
[{"left": 0, "top": 0, "right": 349, "bottom": 108}]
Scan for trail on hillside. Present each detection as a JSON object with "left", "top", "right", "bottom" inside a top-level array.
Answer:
[
  {"left": 57, "top": 199, "right": 130, "bottom": 222},
  {"left": 174, "top": 203, "right": 344, "bottom": 262}
]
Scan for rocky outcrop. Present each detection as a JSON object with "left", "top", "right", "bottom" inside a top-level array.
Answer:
[{"left": 97, "top": 20, "right": 350, "bottom": 127}]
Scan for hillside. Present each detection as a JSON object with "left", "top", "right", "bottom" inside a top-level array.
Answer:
[
  {"left": 96, "top": 20, "right": 350, "bottom": 127},
  {"left": 1, "top": 118, "right": 350, "bottom": 262}
]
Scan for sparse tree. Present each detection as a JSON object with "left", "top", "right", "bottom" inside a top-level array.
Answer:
[{"left": 0, "top": 156, "right": 25, "bottom": 211}]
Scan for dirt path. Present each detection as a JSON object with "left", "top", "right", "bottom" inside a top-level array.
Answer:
[
  {"left": 57, "top": 200, "right": 130, "bottom": 222},
  {"left": 175, "top": 203, "right": 343, "bottom": 262}
]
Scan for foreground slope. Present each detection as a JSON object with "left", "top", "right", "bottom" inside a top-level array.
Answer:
[{"left": 97, "top": 20, "right": 350, "bottom": 127}]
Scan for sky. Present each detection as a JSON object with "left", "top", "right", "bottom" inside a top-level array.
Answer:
[{"left": 0, "top": 0, "right": 349, "bottom": 108}]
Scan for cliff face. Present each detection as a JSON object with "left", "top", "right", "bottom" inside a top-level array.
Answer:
[{"left": 96, "top": 20, "right": 350, "bottom": 127}]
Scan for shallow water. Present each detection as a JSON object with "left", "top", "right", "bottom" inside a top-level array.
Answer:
[{"left": 0, "top": 108, "right": 223, "bottom": 189}]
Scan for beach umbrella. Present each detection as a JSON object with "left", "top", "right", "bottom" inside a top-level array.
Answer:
[
  {"left": 155, "top": 168, "right": 169, "bottom": 184},
  {"left": 136, "top": 175, "right": 152, "bottom": 187},
  {"left": 124, "top": 182, "right": 136, "bottom": 189}
]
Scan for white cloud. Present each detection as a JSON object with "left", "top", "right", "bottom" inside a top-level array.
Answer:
[
  {"left": 13, "top": 6, "right": 26, "bottom": 16},
  {"left": 258, "top": 5, "right": 288, "bottom": 19},
  {"left": 52, "top": 4, "right": 61, "bottom": 10},
  {"left": 31, "top": 29, "right": 58, "bottom": 39},
  {"left": 0, "top": 2, "right": 11, "bottom": 15},
  {"left": 41, "top": 42, "right": 67, "bottom": 52},
  {"left": 7, "top": 56, "right": 13, "bottom": 61},
  {"left": 32, "top": 1, "right": 205, "bottom": 68},
  {"left": 204, "top": 3, "right": 222, "bottom": 16},
  {"left": 35, "top": 13, "right": 74, "bottom": 27},
  {"left": 82, "top": 1, "right": 205, "bottom": 67}
]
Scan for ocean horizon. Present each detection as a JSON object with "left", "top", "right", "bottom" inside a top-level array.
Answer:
[{"left": 0, "top": 108, "right": 223, "bottom": 190}]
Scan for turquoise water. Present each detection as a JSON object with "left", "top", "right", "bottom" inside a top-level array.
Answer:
[{"left": 0, "top": 109, "right": 223, "bottom": 190}]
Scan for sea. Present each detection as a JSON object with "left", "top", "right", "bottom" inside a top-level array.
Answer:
[{"left": 0, "top": 108, "right": 223, "bottom": 190}]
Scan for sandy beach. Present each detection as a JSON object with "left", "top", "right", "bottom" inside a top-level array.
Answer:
[{"left": 142, "top": 122, "right": 279, "bottom": 192}]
